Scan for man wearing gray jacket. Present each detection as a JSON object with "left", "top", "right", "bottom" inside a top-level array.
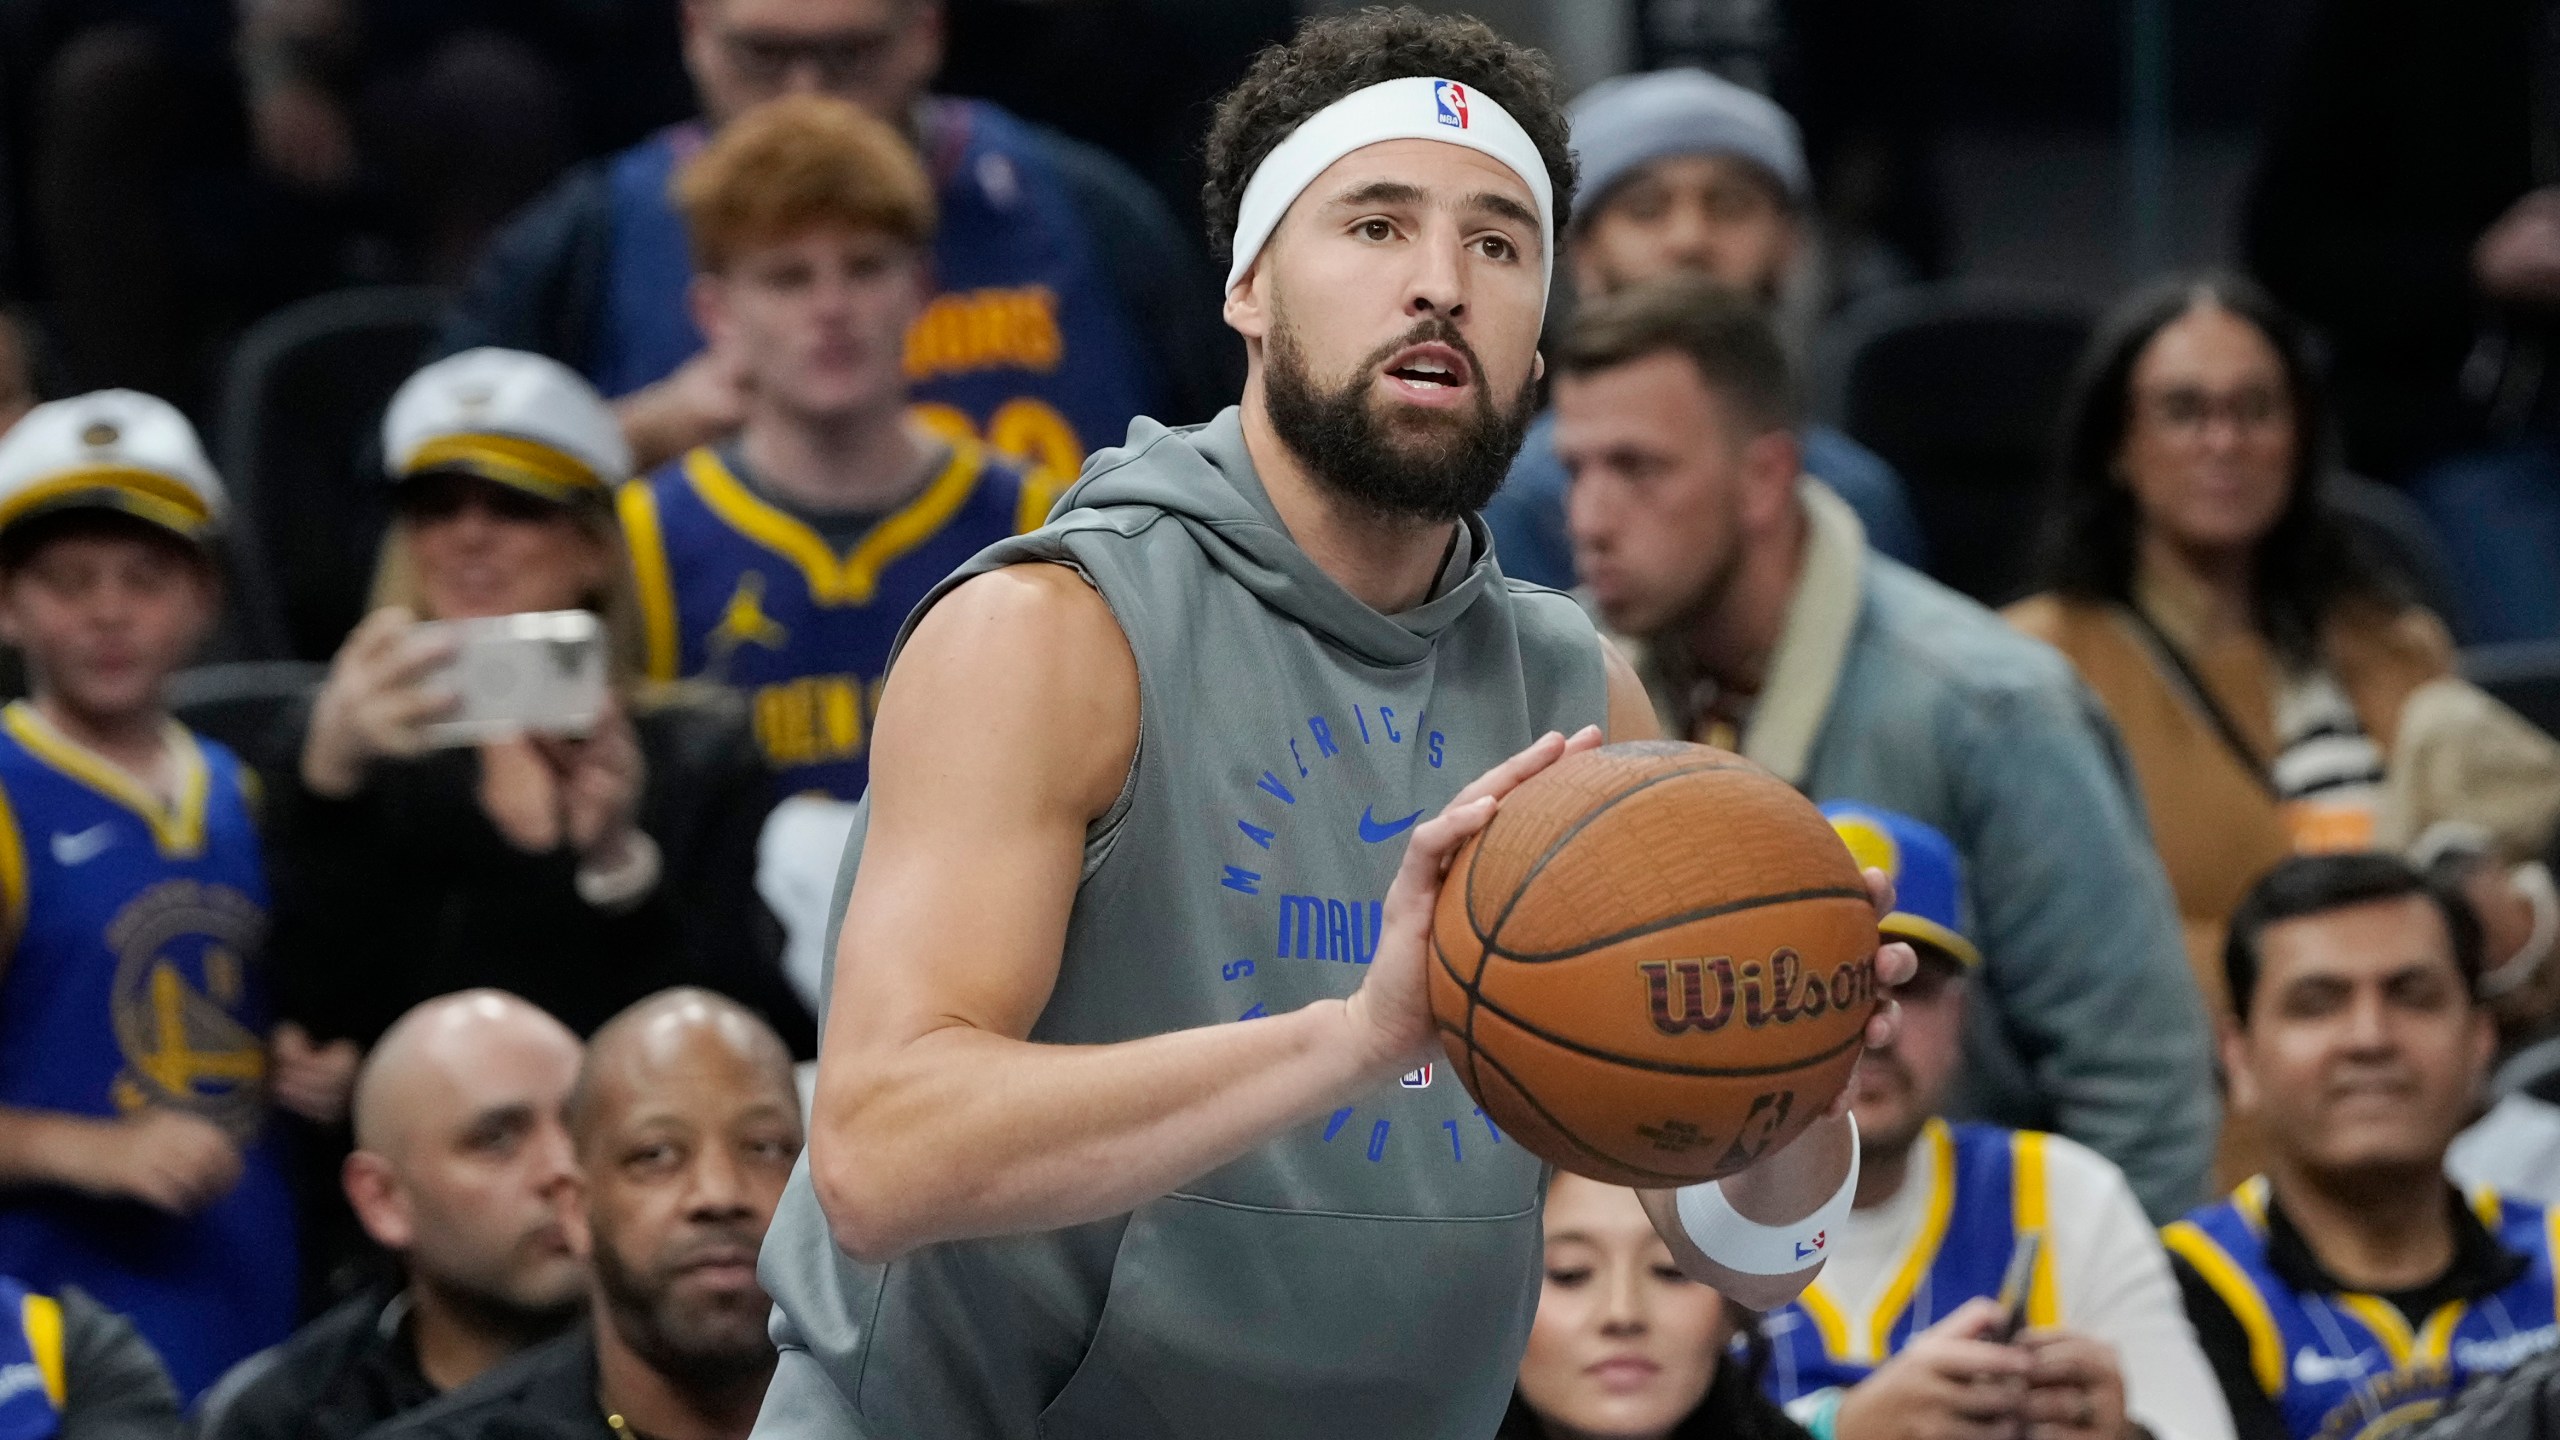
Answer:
[{"left": 1553, "top": 271, "right": 2218, "bottom": 1221}]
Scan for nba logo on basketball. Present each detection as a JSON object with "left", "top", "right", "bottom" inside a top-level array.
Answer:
[
  {"left": 1400, "top": 1064, "right": 1433, "bottom": 1089},
  {"left": 1434, "top": 81, "right": 1468, "bottom": 129}
]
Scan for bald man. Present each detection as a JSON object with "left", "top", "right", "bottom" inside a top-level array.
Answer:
[
  {"left": 374, "top": 988, "right": 801, "bottom": 1440},
  {"left": 201, "top": 992, "right": 585, "bottom": 1440}
]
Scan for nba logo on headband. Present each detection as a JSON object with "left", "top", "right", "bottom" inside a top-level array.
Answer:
[{"left": 1434, "top": 80, "right": 1468, "bottom": 129}]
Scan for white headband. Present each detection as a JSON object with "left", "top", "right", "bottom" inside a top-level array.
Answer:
[{"left": 1224, "top": 75, "right": 1555, "bottom": 301}]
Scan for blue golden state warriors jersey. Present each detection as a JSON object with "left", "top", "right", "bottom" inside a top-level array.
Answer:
[
  {"left": 0, "top": 703, "right": 295, "bottom": 1400},
  {"left": 595, "top": 98, "right": 1159, "bottom": 497},
  {"left": 2165, "top": 1178, "right": 2560, "bottom": 1440},
  {"left": 1763, "top": 1121, "right": 2064, "bottom": 1402},
  {"left": 620, "top": 439, "right": 1036, "bottom": 798},
  {"left": 0, "top": 1276, "right": 63, "bottom": 1440}
]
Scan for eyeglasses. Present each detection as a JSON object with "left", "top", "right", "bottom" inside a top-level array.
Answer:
[
  {"left": 718, "top": 27, "right": 904, "bottom": 91},
  {"left": 2135, "top": 384, "right": 2293, "bottom": 437}
]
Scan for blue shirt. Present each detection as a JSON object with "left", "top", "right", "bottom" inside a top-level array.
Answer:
[
  {"left": 594, "top": 100, "right": 1159, "bottom": 496},
  {"left": 0, "top": 1277, "right": 60, "bottom": 1440},
  {"left": 1483, "top": 412, "right": 1928, "bottom": 589},
  {"left": 0, "top": 704, "right": 295, "bottom": 1400},
  {"left": 619, "top": 439, "right": 1036, "bottom": 799}
]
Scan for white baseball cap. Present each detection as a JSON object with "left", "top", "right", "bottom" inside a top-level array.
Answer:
[
  {"left": 0, "top": 389, "right": 225, "bottom": 545},
  {"left": 382, "top": 348, "right": 631, "bottom": 505}
]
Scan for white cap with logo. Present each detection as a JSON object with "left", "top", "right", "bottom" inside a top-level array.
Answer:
[
  {"left": 383, "top": 348, "right": 632, "bottom": 504},
  {"left": 0, "top": 389, "right": 225, "bottom": 544}
]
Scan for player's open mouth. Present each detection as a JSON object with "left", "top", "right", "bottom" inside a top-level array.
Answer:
[{"left": 1380, "top": 343, "right": 1473, "bottom": 405}]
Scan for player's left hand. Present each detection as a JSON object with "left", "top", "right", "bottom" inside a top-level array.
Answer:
[
  {"left": 2019, "top": 1330, "right": 2129, "bottom": 1440},
  {"left": 1825, "top": 866, "right": 1918, "bottom": 1118},
  {"left": 269, "top": 1021, "right": 362, "bottom": 1126}
]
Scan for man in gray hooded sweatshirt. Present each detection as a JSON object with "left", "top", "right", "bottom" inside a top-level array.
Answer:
[{"left": 750, "top": 12, "right": 1918, "bottom": 1439}]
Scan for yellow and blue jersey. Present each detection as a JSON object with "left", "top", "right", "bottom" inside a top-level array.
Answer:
[
  {"left": 0, "top": 1276, "right": 62, "bottom": 1440},
  {"left": 1762, "top": 1121, "right": 2065, "bottom": 1401},
  {"left": 619, "top": 438, "right": 1038, "bottom": 799},
  {"left": 0, "top": 702, "right": 294, "bottom": 1400},
  {"left": 2166, "top": 1177, "right": 2560, "bottom": 1440}
]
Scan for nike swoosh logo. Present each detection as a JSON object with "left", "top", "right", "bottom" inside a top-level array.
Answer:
[
  {"left": 1358, "top": 806, "right": 1425, "bottom": 844},
  {"left": 50, "top": 823, "right": 115, "bottom": 866}
]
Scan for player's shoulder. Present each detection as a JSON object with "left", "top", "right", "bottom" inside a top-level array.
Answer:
[{"left": 917, "top": 561, "right": 1122, "bottom": 661}]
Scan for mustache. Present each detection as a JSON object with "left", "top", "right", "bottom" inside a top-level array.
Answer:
[
  {"left": 1359, "top": 317, "right": 1488, "bottom": 386},
  {"left": 658, "top": 1222, "right": 766, "bottom": 1275}
]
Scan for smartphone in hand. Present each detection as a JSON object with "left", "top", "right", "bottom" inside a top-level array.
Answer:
[
  {"left": 413, "top": 610, "right": 608, "bottom": 746},
  {"left": 1991, "top": 1230, "right": 2045, "bottom": 1343}
]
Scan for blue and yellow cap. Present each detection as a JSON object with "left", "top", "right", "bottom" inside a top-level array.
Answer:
[{"left": 1822, "top": 801, "right": 1980, "bottom": 971}]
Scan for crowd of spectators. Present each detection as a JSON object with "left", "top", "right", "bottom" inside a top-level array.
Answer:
[{"left": 1, "top": 2, "right": 2559, "bottom": 1439}]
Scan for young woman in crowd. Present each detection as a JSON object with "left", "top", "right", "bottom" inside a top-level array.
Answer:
[
  {"left": 1501, "top": 1172, "right": 1808, "bottom": 1440},
  {"left": 268, "top": 348, "right": 812, "bottom": 1054},
  {"left": 2007, "top": 274, "right": 2560, "bottom": 1176}
]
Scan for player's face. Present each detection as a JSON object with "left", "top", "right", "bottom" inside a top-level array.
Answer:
[
  {"left": 1234, "top": 140, "right": 1546, "bottom": 521},
  {"left": 1519, "top": 1174, "right": 1730, "bottom": 1438},
  {"left": 0, "top": 529, "right": 213, "bottom": 725},
  {"left": 1556, "top": 351, "right": 1792, "bottom": 637},
  {"left": 390, "top": 1026, "right": 586, "bottom": 1321},
  {"left": 2228, "top": 895, "right": 2492, "bottom": 1181},
  {"left": 1574, "top": 155, "right": 1799, "bottom": 302},
  {"left": 697, "top": 226, "right": 927, "bottom": 428},
  {"left": 1847, "top": 956, "right": 1967, "bottom": 1164},
  {"left": 569, "top": 1026, "right": 803, "bottom": 1384},
  {"left": 400, "top": 477, "right": 613, "bottom": 621},
  {"left": 2117, "top": 302, "right": 2298, "bottom": 562},
  {"left": 685, "top": 0, "right": 942, "bottom": 129}
]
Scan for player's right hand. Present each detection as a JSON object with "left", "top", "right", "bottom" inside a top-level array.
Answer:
[
  {"left": 302, "top": 607, "right": 460, "bottom": 796},
  {"left": 1342, "top": 726, "right": 1604, "bottom": 1077},
  {"left": 1835, "top": 1298, "right": 2033, "bottom": 1440},
  {"left": 86, "top": 1110, "right": 245, "bottom": 1216}
]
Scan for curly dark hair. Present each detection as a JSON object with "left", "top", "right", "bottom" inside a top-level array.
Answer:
[{"left": 1200, "top": 7, "right": 1576, "bottom": 272}]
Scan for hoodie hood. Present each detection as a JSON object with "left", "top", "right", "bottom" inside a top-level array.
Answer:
[{"left": 1050, "top": 407, "right": 1501, "bottom": 669}]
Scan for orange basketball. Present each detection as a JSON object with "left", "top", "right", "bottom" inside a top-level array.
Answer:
[{"left": 1429, "top": 740, "right": 1878, "bottom": 1187}]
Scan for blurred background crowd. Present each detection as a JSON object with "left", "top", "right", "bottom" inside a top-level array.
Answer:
[{"left": 6, "top": 1, "right": 2560, "bottom": 1439}]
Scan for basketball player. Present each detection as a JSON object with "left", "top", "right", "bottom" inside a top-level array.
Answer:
[
  {"left": 0, "top": 391, "right": 296, "bottom": 1398},
  {"left": 752, "top": 12, "right": 1917, "bottom": 1438},
  {"left": 619, "top": 94, "right": 1036, "bottom": 799}
]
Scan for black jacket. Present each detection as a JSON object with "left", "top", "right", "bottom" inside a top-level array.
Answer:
[
  {"left": 2410, "top": 1344, "right": 2560, "bottom": 1440},
  {"left": 197, "top": 1289, "right": 439, "bottom": 1440},
  {"left": 41, "top": 1286, "right": 182, "bottom": 1440},
  {"left": 358, "top": 1329, "right": 609, "bottom": 1440},
  {"left": 265, "top": 682, "right": 814, "bottom": 1053}
]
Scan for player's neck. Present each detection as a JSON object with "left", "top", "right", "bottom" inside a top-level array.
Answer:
[
  {"left": 1238, "top": 390, "right": 1462, "bottom": 616},
  {"left": 26, "top": 688, "right": 173, "bottom": 793},
  {"left": 1680, "top": 500, "right": 1808, "bottom": 697},
  {"left": 738, "top": 403, "right": 933, "bottom": 515},
  {"left": 2266, "top": 1157, "right": 2457, "bottom": 1293},
  {"left": 592, "top": 1315, "right": 771, "bottom": 1440}
]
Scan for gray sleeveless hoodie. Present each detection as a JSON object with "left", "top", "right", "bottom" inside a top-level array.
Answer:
[{"left": 753, "top": 409, "right": 1608, "bottom": 1439}]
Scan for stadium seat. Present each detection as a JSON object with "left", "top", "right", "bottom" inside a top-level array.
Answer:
[
  {"left": 213, "top": 286, "right": 446, "bottom": 662},
  {"left": 2464, "top": 640, "right": 2560, "bottom": 740},
  {"left": 1815, "top": 282, "right": 2097, "bottom": 606},
  {"left": 2328, "top": 472, "right": 2464, "bottom": 631},
  {"left": 168, "top": 660, "right": 326, "bottom": 777}
]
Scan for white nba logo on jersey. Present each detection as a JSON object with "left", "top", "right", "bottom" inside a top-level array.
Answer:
[{"left": 1399, "top": 1064, "right": 1433, "bottom": 1089}]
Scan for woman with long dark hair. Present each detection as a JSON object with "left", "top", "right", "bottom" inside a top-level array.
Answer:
[{"left": 1498, "top": 1172, "right": 1808, "bottom": 1440}]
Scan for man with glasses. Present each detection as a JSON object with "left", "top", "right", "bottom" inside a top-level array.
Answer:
[{"left": 436, "top": 0, "right": 1236, "bottom": 489}]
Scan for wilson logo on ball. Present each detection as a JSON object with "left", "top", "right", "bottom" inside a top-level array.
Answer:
[{"left": 1639, "top": 950, "right": 1876, "bottom": 1037}]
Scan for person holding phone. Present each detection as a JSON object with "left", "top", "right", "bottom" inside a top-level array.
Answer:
[
  {"left": 269, "top": 349, "right": 814, "bottom": 1054},
  {"left": 1756, "top": 805, "right": 2234, "bottom": 1440}
]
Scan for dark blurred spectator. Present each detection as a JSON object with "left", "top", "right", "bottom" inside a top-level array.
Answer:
[
  {"left": 367, "top": 988, "right": 801, "bottom": 1440},
  {"left": 1553, "top": 274, "right": 2217, "bottom": 1220},
  {"left": 2163, "top": 854, "right": 2549, "bottom": 1440},
  {"left": 2246, "top": 0, "right": 2560, "bottom": 642},
  {"left": 1759, "top": 804, "right": 2233, "bottom": 1440},
  {"left": 2009, "top": 275, "right": 2560, "bottom": 1183},
  {"left": 0, "top": 391, "right": 312, "bottom": 1396},
  {"left": 21, "top": 0, "right": 615, "bottom": 410},
  {"left": 1485, "top": 68, "right": 1923, "bottom": 590},
  {"left": 0, "top": 1274, "right": 185, "bottom": 1440},
  {"left": 1498, "top": 1171, "right": 1803, "bottom": 1440},
  {"left": 438, "top": 0, "right": 1237, "bottom": 485},
  {"left": 0, "top": 311, "right": 35, "bottom": 438},
  {"left": 622, "top": 94, "right": 1037, "bottom": 799},
  {"left": 267, "top": 350, "right": 811, "bottom": 1052},
  {"left": 200, "top": 991, "right": 586, "bottom": 1440}
]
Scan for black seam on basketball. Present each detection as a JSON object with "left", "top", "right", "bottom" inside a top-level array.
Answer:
[
  {"left": 1467, "top": 987, "right": 1871, "bottom": 1077},
  {"left": 1489, "top": 886, "right": 1872, "bottom": 964},
  {"left": 1473, "top": 758, "right": 1742, "bottom": 950},
  {"left": 1442, "top": 928, "right": 1488, "bottom": 1103},
  {"left": 1464, "top": 1038, "right": 1699, "bottom": 1187}
]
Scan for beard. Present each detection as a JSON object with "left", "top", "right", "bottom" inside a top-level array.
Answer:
[
  {"left": 590, "top": 1220, "right": 776, "bottom": 1394},
  {"left": 1263, "top": 315, "right": 1539, "bottom": 523}
]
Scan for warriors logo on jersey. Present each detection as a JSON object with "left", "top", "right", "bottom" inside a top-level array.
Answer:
[
  {"left": 2165, "top": 1177, "right": 2560, "bottom": 1440},
  {"left": 620, "top": 437, "right": 1038, "bottom": 798}
]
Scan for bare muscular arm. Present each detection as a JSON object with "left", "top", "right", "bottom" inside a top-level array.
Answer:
[{"left": 807, "top": 563, "right": 1598, "bottom": 1262}]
